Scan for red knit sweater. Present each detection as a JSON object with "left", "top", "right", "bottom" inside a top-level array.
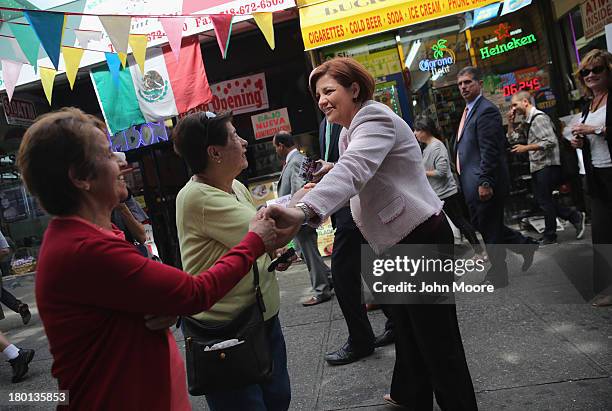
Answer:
[{"left": 35, "top": 217, "right": 264, "bottom": 410}]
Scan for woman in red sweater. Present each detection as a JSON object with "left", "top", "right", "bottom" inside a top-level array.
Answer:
[{"left": 16, "top": 108, "right": 282, "bottom": 410}]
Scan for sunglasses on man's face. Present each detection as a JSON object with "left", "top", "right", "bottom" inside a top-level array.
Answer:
[{"left": 580, "top": 65, "right": 606, "bottom": 77}]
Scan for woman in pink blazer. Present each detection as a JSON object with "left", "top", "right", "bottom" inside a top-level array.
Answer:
[{"left": 264, "top": 57, "right": 478, "bottom": 410}]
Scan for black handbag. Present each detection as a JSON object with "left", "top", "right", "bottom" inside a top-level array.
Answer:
[{"left": 182, "top": 262, "right": 273, "bottom": 395}]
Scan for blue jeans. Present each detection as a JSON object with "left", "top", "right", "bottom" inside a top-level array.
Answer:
[{"left": 205, "top": 315, "right": 291, "bottom": 411}]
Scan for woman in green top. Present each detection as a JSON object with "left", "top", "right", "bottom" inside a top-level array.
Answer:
[{"left": 173, "top": 111, "right": 292, "bottom": 410}]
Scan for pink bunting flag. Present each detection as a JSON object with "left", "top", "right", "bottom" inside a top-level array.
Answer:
[
  {"left": 159, "top": 17, "right": 185, "bottom": 62},
  {"left": 1, "top": 59, "right": 23, "bottom": 102},
  {"left": 210, "top": 14, "right": 233, "bottom": 59}
]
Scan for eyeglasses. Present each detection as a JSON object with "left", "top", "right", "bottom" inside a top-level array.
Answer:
[{"left": 579, "top": 65, "right": 606, "bottom": 77}]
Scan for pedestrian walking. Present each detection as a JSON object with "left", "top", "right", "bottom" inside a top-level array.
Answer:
[
  {"left": 507, "top": 90, "right": 585, "bottom": 244},
  {"left": 453, "top": 66, "right": 538, "bottom": 288},
  {"left": 570, "top": 49, "right": 612, "bottom": 307},
  {"left": 273, "top": 131, "right": 332, "bottom": 306},
  {"left": 413, "top": 114, "right": 486, "bottom": 260},
  {"left": 0, "top": 229, "right": 31, "bottom": 325},
  {"left": 313, "top": 118, "right": 394, "bottom": 366}
]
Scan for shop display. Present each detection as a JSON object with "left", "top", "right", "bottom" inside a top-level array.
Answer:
[{"left": 374, "top": 81, "right": 402, "bottom": 117}]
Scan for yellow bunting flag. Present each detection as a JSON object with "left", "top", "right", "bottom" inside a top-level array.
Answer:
[
  {"left": 118, "top": 52, "right": 127, "bottom": 68},
  {"left": 40, "top": 67, "right": 57, "bottom": 105},
  {"left": 128, "top": 34, "right": 147, "bottom": 74},
  {"left": 61, "top": 46, "right": 84, "bottom": 90},
  {"left": 253, "top": 13, "right": 275, "bottom": 50}
]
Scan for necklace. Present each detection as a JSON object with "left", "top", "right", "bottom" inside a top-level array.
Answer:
[{"left": 590, "top": 92, "right": 608, "bottom": 112}]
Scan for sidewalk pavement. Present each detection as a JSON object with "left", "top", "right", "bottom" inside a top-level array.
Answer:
[{"left": 0, "top": 226, "right": 611, "bottom": 410}]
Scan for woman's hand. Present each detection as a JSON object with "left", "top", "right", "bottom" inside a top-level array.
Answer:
[
  {"left": 144, "top": 315, "right": 178, "bottom": 331},
  {"left": 288, "top": 184, "right": 316, "bottom": 207},
  {"left": 571, "top": 124, "right": 595, "bottom": 136},
  {"left": 311, "top": 160, "right": 334, "bottom": 182},
  {"left": 261, "top": 206, "right": 304, "bottom": 247},
  {"left": 570, "top": 137, "right": 584, "bottom": 149},
  {"left": 249, "top": 216, "right": 277, "bottom": 253}
]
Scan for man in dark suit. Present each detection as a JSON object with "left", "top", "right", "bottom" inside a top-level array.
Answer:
[
  {"left": 454, "top": 66, "right": 537, "bottom": 287},
  {"left": 315, "top": 118, "right": 394, "bottom": 366},
  {"left": 274, "top": 131, "right": 333, "bottom": 306}
]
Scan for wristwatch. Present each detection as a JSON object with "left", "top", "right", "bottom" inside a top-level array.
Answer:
[
  {"left": 594, "top": 126, "right": 605, "bottom": 135},
  {"left": 480, "top": 182, "right": 491, "bottom": 188},
  {"left": 295, "top": 202, "right": 316, "bottom": 223}
]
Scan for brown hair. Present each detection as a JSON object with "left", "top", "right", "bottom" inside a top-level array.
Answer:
[
  {"left": 172, "top": 111, "right": 233, "bottom": 174},
  {"left": 308, "top": 57, "right": 375, "bottom": 103},
  {"left": 576, "top": 49, "right": 612, "bottom": 98},
  {"left": 17, "top": 107, "right": 108, "bottom": 216}
]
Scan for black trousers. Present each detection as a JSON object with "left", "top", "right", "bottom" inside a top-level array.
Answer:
[
  {"left": 330, "top": 207, "right": 392, "bottom": 351},
  {"left": 389, "top": 214, "right": 477, "bottom": 411},
  {"left": 467, "top": 193, "right": 531, "bottom": 285},
  {"left": 532, "top": 166, "right": 580, "bottom": 240},
  {"left": 442, "top": 192, "right": 484, "bottom": 254},
  {"left": 0, "top": 275, "right": 23, "bottom": 320},
  {"left": 589, "top": 167, "right": 612, "bottom": 294}
]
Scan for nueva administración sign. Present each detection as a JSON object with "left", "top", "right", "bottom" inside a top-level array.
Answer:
[
  {"left": 299, "top": 0, "right": 500, "bottom": 50},
  {"left": 479, "top": 24, "right": 536, "bottom": 60}
]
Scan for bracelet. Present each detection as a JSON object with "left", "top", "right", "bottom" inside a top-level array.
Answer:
[{"left": 295, "top": 202, "right": 316, "bottom": 223}]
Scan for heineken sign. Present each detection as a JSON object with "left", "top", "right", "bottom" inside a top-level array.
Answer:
[{"left": 479, "top": 24, "right": 537, "bottom": 60}]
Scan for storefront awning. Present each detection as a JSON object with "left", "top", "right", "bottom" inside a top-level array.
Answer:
[{"left": 299, "top": 0, "right": 501, "bottom": 50}]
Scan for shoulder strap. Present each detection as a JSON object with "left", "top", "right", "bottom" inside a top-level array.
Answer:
[
  {"left": 526, "top": 112, "right": 544, "bottom": 138},
  {"left": 252, "top": 261, "right": 266, "bottom": 313}
]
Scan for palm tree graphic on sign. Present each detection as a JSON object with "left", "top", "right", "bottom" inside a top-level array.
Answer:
[{"left": 431, "top": 39, "right": 456, "bottom": 62}]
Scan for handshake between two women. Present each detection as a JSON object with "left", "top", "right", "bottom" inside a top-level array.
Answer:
[{"left": 249, "top": 183, "right": 317, "bottom": 253}]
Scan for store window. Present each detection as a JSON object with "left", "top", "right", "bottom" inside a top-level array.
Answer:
[
  {"left": 399, "top": 15, "right": 473, "bottom": 140},
  {"left": 319, "top": 33, "right": 412, "bottom": 125}
]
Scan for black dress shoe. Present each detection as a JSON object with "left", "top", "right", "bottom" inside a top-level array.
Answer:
[
  {"left": 324, "top": 343, "right": 373, "bottom": 366},
  {"left": 373, "top": 329, "right": 394, "bottom": 347},
  {"left": 9, "top": 348, "right": 35, "bottom": 383},
  {"left": 521, "top": 240, "right": 539, "bottom": 272},
  {"left": 18, "top": 304, "right": 31, "bottom": 325}
]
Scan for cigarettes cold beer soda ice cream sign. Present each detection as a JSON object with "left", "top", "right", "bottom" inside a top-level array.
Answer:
[{"left": 299, "top": 0, "right": 499, "bottom": 50}]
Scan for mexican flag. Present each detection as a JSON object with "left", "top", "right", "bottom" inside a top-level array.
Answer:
[
  {"left": 129, "top": 47, "right": 179, "bottom": 122},
  {"left": 90, "top": 65, "right": 145, "bottom": 135},
  {"left": 91, "top": 40, "right": 213, "bottom": 135}
]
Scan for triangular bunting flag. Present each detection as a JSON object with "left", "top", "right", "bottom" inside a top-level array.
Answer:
[
  {"left": 24, "top": 10, "right": 66, "bottom": 70},
  {"left": 5, "top": 37, "right": 30, "bottom": 64},
  {"left": 40, "top": 67, "right": 57, "bottom": 105},
  {"left": 99, "top": 15, "right": 131, "bottom": 54},
  {"left": 8, "top": 23, "right": 41, "bottom": 72},
  {"left": 118, "top": 52, "right": 127, "bottom": 68},
  {"left": 1, "top": 59, "right": 23, "bottom": 102},
  {"left": 75, "top": 29, "right": 102, "bottom": 48},
  {"left": 128, "top": 34, "right": 147, "bottom": 74},
  {"left": 253, "top": 13, "right": 275, "bottom": 50},
  {"left": 159, "top": 17, "right": 185, "bottom": 62},
  {"left": 61, "top": 46, "right": 84, "bottom": 90},
  {"left": 104, "top": 52, "right": 122, "bottom": 88},
  {"left": 210, "top": 14, "right": 233, "bottom": 59}
]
